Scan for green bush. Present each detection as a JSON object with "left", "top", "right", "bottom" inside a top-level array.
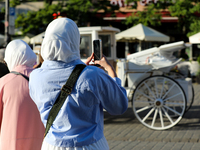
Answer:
[
  {"left": 196, "top": 55, "right": 200, "bottom": 77},
  {"left": 197, "top": 55, "right": 200, "bottom": 65}
]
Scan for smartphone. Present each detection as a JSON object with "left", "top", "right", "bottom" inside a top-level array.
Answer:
[{"left": 93, "top": 39, "right": 102, "bottom": 61}]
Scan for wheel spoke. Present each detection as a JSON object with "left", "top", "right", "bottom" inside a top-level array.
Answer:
[
  {"left": 144, "top": 82, "right": 156, "bottom": 99},
  {"left": 134, "top": 101, "right": 154, "bottom": 104},
  {"left": 159, "top": 108, "right": 164, "bottom": 127},
  {"left": 165, "top": 102, "right": 184, "bottom": 106},
  {"left": 136, "top": 105, "right": 153, "bottom": 113},
  {"left": 137, "top": 89, "right": 155, "bottom": 101},
  {"left": 154, "top": 78, "right": 159, "bottom": 98},
  {"left": 164, "top": 105, "right": 181, "bottom": 116},
  {"left": 163, "top": 92, "right": 182, "bottom": 101},
  {"left": 162, "top": 83, "right": 175, "bottom": 99},
  {"left": 151, "top": 108, "right": 158, "bottom": 127},
  {"left": 160, "top": 78, "right": 165, "bottom": 98},
  {"left": 142, "top": 107, "right": 155, "bottom": 122},
  {"left": 162, "top": 107, "right": 174, "bottom": 124}
]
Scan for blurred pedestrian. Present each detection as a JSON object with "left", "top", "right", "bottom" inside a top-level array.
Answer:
[
  {"left": 33, "top": 53, "right": 44, "bottom": 68},
  {"left": 0, "top": 61, "right": 9, "bottom": 78},
  {"left": 29, "top": 18, "right": 128, "bottom": 150},
  {"left": 0, "top": 39, "right": 45, "bottom": 150}
]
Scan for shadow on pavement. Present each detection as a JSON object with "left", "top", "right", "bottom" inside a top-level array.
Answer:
[
  {"left": 104, "top": 105, "right": 200, "bottom": 131},
  {"left": 104, "top": 108, "right": 138, "bottom": 124}
]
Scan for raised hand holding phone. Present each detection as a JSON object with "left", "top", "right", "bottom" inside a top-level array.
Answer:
[
  {"left": 94, "top": 54, "right": 117, "bottom": 78},
  {"left": 84, "top": 53, "right": 117, "bottom": 78}
]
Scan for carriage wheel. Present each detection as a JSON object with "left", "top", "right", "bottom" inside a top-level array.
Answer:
[
  {"left": 185, "top": 85, "right": 194, "bottom": 112},
  {"left": 132, "top": 75, "right": 186, "bottom": 130},
  {"left": 164, "top": 71, "right": 194, "bottom": 112}
]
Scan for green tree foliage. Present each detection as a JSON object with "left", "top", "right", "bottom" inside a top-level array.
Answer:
[
  {"left": 10, "top": 0, "right": 53, "bottom": 7},
  {"left": 15, "top": 3, "right": 63, "bottom": 35},
  {"left": 15, "top": 0, "right": 119, "bottom": 35},
  {"left": 65, "top": 0, "right": 119, "bottom": 27},
  {"left": 125, "top": 3, "right": 162, "bottom": 27},
  {"left": 169, "top": 0, "right": 200, "bottom": 37},
  {"left": 64, "top": 0, "right": 97, "bottom": 27},
  {"left": 125, "top": 0, "right": 200, "bottom": 38},
  {"left": 125, "top": 0, "right": 172, "bottom": 27}
]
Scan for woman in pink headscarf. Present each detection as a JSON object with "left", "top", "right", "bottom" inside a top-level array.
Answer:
[{"left": 0, "top": 39, "right": 44, "bottom": 150}]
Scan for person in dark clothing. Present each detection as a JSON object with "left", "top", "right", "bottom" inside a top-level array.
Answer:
[{"left": 0, "top": 61, "right": 9, "bottom": 78}]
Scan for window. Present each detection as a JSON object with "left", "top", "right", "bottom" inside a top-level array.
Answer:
[
  {"left": 99, "top": 34, "right": 111, "bottom": 57},
  {"left": 80, "top": 35, "right": 92, "bottom": 59}
]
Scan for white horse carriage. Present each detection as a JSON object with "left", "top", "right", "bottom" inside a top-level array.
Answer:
[{"left": 117, "top": 41, "right": 194, "bottom": 130}]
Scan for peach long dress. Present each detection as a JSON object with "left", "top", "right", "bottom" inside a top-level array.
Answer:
[{"left": 0, "top": 65, "right": 44, "bottom": 150}]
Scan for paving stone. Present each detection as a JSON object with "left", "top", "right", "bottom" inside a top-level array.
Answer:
[
  {"left": 191, "top": 143, "right": 200, "bottom": 150},
  {"left": 161, "top": 142, "right": 175, "bottom": 150},
  {"left": 151, "top": 142, "right": 169, "bottom": 150},
  {"left": 122, "top": 141, "right": 140, "bottom": 150},
  {"left": 170, "top": 142, "right": 184, "bottom": 150},
  {"left": 128, "top": 141, "right": 149, "bottom": 149},
  {"left": 181, "top": 143, "right": 194, "bottom": 150}
]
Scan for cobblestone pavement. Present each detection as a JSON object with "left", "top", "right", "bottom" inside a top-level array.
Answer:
[{"left": 104, "top": 84, "right": 200, "bottom": 150}]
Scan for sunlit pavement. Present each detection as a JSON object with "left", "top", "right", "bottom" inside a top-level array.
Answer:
[{"left": 104, "top": 83, "right": 200, "bottom": 150}]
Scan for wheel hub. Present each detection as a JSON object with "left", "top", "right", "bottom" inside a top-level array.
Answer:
[{"left": 155, "top": 99, "right": 163, "bottom": 108}]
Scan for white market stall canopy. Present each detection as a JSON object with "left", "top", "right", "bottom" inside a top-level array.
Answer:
[
  {"left": 189, "top": 32, "right": 200, "bottom": 44},
  {"left": 116, "top": 23, "right": 170, "bottom": 42},
  {"left": 30, "top": 32, "right": 45, "bottom": 44}
]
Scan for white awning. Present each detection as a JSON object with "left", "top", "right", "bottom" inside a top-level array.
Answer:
[
  {"left": 30, "top": 32, "right": 45, "bottom": 44},
  {"left": 116, "top": 23, "right": 170, "bottom": 42},
  {"left": 189, "top": 32, "right": 200, "bottom": 44}
]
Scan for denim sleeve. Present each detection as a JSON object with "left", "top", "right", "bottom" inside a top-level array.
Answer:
[{"left": 96, "top": 72, "right": 128, "bottom": 115}]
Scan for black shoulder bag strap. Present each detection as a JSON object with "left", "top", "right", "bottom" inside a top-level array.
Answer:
[
  {"left": 44, "top": 64, "right": 86, "bottom": 138},
  {"left": 10, "top": 71, "right": 29, "bottom": 81}
]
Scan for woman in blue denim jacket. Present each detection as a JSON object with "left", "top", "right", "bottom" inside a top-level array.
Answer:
[{"left": 29, "top": 18, "right": 128, "bottom": 150}]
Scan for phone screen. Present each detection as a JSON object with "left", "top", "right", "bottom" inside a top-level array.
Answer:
[{"left": 93, "top": 40, "right": 101, "bottom": 60}]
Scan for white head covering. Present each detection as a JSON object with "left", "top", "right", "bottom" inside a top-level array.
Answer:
[
  {"left": 4, "top": 39, "right": 37, "bottom": 71},
  {"left": 41, "top": 18, "right": 80, "bottom": 63}
]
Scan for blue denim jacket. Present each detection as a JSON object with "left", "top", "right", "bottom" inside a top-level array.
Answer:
[{"left": 29, "top": 59, "right": 128, "bottom": 147}]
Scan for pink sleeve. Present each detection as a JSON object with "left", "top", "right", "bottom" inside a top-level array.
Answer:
[{"left": 0, "top": 84, "right": 4, "bottom": 131}]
